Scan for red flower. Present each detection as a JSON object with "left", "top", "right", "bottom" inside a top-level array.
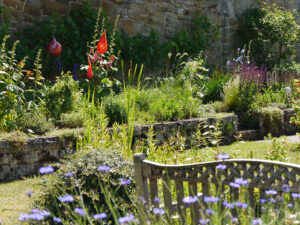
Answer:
[
  {"left": 97, "top": 30, "right": 107, "bottom": 54},
  {"left": 87, "top": 55, "right": 93, "bottom": 79}
]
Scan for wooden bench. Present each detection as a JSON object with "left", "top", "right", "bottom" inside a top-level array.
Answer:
[{"left": 134, "top": 153, "right": 300, "bottom": 224}]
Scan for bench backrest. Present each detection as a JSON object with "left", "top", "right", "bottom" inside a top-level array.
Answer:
[{"left": 134, "top": 153, "right": 300, "bottom": 224}]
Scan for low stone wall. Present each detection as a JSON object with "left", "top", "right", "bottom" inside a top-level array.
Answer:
[{"left": 0, "top": 137, "right": 76, "bottom": 182}]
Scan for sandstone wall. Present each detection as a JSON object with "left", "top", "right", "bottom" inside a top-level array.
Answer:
[{"left": 1, "top": 0, "right": 300, "bottom": 65}]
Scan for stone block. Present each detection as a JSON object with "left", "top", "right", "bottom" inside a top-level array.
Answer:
[{"left": 43, "top": 0, "right": 68, "bottom": 15}]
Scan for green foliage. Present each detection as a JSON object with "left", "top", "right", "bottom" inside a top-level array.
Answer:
[
  {"left": 291, "top": 102, "right": 300, "bottom": 127},
  {"left": 15, "top": 2, "right": 99, "bottom": 75},
  {"left": 200, "top": 71, "right": 231, "bottom": 103},
  {"left": 265, "top": 134, "right": 289, "bottom": 162},
  {"left": 259, "top": 106, "right": 283, "bottom": 135},
  {"left": 45, "top": 72, "right": 82, "bottom": 119},
  {"left": 252, "top": 87, "right": 287, "bottom": 109},
  {"left": 238, "top": 5, "right": 300, "bottom": 70},
  {"left": 223, "top": 77, "right": 240, "bottom": 111},
  {"left": 103, "top": 95, "right": 127, "bottom": 126},
  {"left": 17, "top": 112, "right": 54, "bottom": 135},
  {"left": 60, "top": 112, "right": 84, "bottom": 129},
  {"left": 35, "top": 147, "right": 135, "bottom": 224}
]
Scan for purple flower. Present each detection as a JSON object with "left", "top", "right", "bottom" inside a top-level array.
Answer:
[
  {"left": 253, "top": 218, "right": 262, "bottom": 225},
  {"left": 53, "top": 217, "right": 62, "bottom": 223},
  {"left": 182, "top": 196, "right": 198, "bottom": 204},
  {"left": 259, "top": 199, "right": 267, "bottom": 204},
  {"left": 66, "top": 172, "right": 75, "bottom": 177},
  {"left": 199, "top": 219, "right": 210, "bottom": 225},
  {"left": 216, "top": 164, "right": 226, "bottom": 170},
  {"left": 217, "top": 153, "right": 230, "bottom": 160},
  {"left": 265, "top": 190, "right": 277, "bottom": 195},
  {"left": 27, "top": 191, "right": 33, "bottom": 198},
  {"left": 0, "top": 219, "right": 2, "bottom": 224},
  {"left": 94, "top": 212, "right": 107, "bottom": 220},
  {"left": 120, "top": 178, "right": 131, "bottom": 185},
  {"left": 19, "top": 213, "right": 31, "bottom": 221},
  {"left": 154, "top": 197, "right": 160, "bottom": 204},
  {"left": 291, "top": 193, "right": 300, "bottom": 198},
  {"left": 118, "top": 214, "right": 134, "bottom": 224},
  {"left": 204, "top": 196, "right": 220, "bottom": 203},
  {"left": 74, "top": 208, "right": 85, "bottom": 216},
  {"left": 153, "top": 208, "right": 165, "bottom": 215},
  {"left": 241, "top": 49, "right": 245, "bottom": 54},
  {"left": 235, "top": 202, "right": 248, "bottom": 208},
  {"left": 282, "top": 184, "right": 290, "bottom": 192},
  {"left": 230, "top": 182, "right": 240, "bottom": 188},
  {"left": 98, "top": 165, "right": 110, "bottom": 172},
  {"left": 205, "top": 209, "right": 214, "bottom": 215},
  {"left": 287, "top": 203, "right": 293, "bottom": 208},
  {"left": 30, "top": 213, "right": 44, "bottom": 221},
  {"left": 234, "top": 178, "right": 248, "bottom": 185},
  {"left": 59, "top": 195, "right": 74, "bottom": 203},
  {"left": 224, "top": 202, "right": 235, "bottom": 209},
  {"left": 57, "top": 60, "right": 62, "bottom": 73},
  {"left": 39, "top": 165, "right": 54, "bottom": 174},
  {"left": 72, "top": 64, "right": 78, "bottom": 80}
]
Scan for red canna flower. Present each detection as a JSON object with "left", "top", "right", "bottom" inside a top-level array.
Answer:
[
  {"left": 87, "top": 55, "right": 93, "bottom": 79},
  {"left": 97, "top": 30, "right": 107, "bottom": 54}
]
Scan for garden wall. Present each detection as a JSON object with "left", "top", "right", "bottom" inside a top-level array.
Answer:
[
  {"left": 0, "top": 114, "right": 237, "bottom": 182},
  {"left": 1, "top": 0, "right": 299, "bottom": 66}
]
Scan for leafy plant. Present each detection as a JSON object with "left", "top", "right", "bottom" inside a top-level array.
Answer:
[
  {"left": 45, "top": 72, "right": 82, "bottom": 119},
  {"left": 259, "top": 106, "right": 283, "bottom": 136},
  {"left": 237, "top": 5, "right": 300, "bottom": 70},
  {"left": 103, "top": 95, "right": 127, "bottom": 126},
  {"left": 265, "top": 134, "right": 289, "bottom": 162}
]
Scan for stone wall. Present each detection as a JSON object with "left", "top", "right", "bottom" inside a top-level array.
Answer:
[
  {"left": 0, "top": 114, "right": 237, "bottom": 182},
  {"left": 0, "top": 136, "right": 76, "bottom": 182},
  {"left": 1, "top": 0, "right": 299, "bottom": 66}
]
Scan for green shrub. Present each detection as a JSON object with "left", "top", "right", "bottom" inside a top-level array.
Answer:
[
  {"left": 237, "top": 5, "right": 300, "bottom": 70},
  {"left": 34, "top": 147, "right": 135, "bottom": 224},
  {"left": 45, "top": 72, "right": 82, "bottom": 119},
  {"left": 60, "top": 112, "right": 84, "bottom": 128},
  {"left": 103, "top": 95, "right": 127, "bottom": 126},
  {"left": 223, "top": 77, "right": 240, "bottom": 111},
  {"left": 252, "top": 88, "right": 287, "bottom": 109},
  {"left": 17, "top": 113, "right": 54, "bottom": 135},
  {"left": 259, "top": 107, "right": 283, "bottom": 136},
  {"left": 209, "top": 101, "right": 229, "bottom": 113}
]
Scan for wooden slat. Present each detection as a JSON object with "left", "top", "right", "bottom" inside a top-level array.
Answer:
[
  {"left": 175, "top": 181, "right": 186, "bottom": 224},
  {"left": 189, "top": 182, "right": 200, "bottom": 225},
  {"left": 163, "top": 176, "right": 173, "bottom": 217},
  {"left": 149, "top": 178, "right": 158, "bottom": 207},
  {"left": 248, "top": 188, "right": 255, "bottom": 209}
]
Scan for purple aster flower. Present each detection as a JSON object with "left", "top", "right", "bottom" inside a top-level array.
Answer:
[
  {"left": 269, "top": 198, "right": 276, "bottom": 203},
  {"left": 204, "top": 196, "right": 220, "bottom": 203},
  {"left": 0, "top": 219, "right": 2, "bottom": 224},
  {"left": 74, "top": 208, "right": 85, "bottom": 216},
  {"left": 154, "top": 197, "right": 160, "bottom": 204},
  {"left": 57, "top": 60, "right": 62, "bottom": 73},
  {"left": 182, "top": 196, "right": 198, "bottom": 204},
  {"left": 199, "top": 219, "right": 210, "bottom": 225},
  {"left": 232, "top": 217, "right": 238, "bottom": 223},
  {"left": 253, "top": 218, "right": 262, "bottom": 225},
  {"left": 234, "top": 178, "right": 248, "bottom": 185},
  {"left": 282, "top": 184, "right": 290, "bottom": 192},
  {"left": 287, "top": 203, "right": 293, "bottom": 208},
  {"left": 27, "top": 191, "right": 33, "bottom": 198},
  {"left": 205, "top": 209, "right": 214, "bottom": 215},
  {"left": 39, "top": 210, "right": 50, "bottom": 217},
  {"left": 30, "top": 213, "right": 44, "bottom": 221},
  {"left": 235, "top": 202, "right": 248, "bottom": 208},
  {"left": 53, "top": 217, "right": 62, "bottom": 223},
  {"left": 223, "top": 201, "right": 235, "bottom": 209},
  {"left": 66, "top": 172, "right": 75, "bottom": 177},
  {"left": 39, "top": 165, "right": 54, "bottom": 174},
  {"left": 259, "top": 199, "right": 267, "bottom": 204},
  {"left": 120, "top": 178, "right": 131, "bottom": 185},
  {"left": 94, "top": 212, "right": 107, "bottom": 220},
  {"left": 216, "top": 164, "right": 226, "bottom": 170},
  {"left": 291, "top": 193, "right": 300, "bottom": 198},
  {"left": 230, "top": 182, "right": 240, "bottom": 188},
  {"left": 59, "top": 195, "right": 74, "bottom": 203},
  {"left": 265, "top": 190, "right": 277, "bottom": 195},
  {"left": 217, "top": 153, "right": 230, "bottom": 160},
  {"left": 98, "top": 165, "right": 110, "bottom": 172},
  {"left": 153, "top": 208, "right": 165, "bottom": 215},
  {"left": 241, "top": 49, "right": 245, "bottom": 54},
  {"left": 19, "top": 213, "right": 32, "bottom": 221},
  {"left": 118, "top": 214, "right": 134, "bottom": 224}
]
